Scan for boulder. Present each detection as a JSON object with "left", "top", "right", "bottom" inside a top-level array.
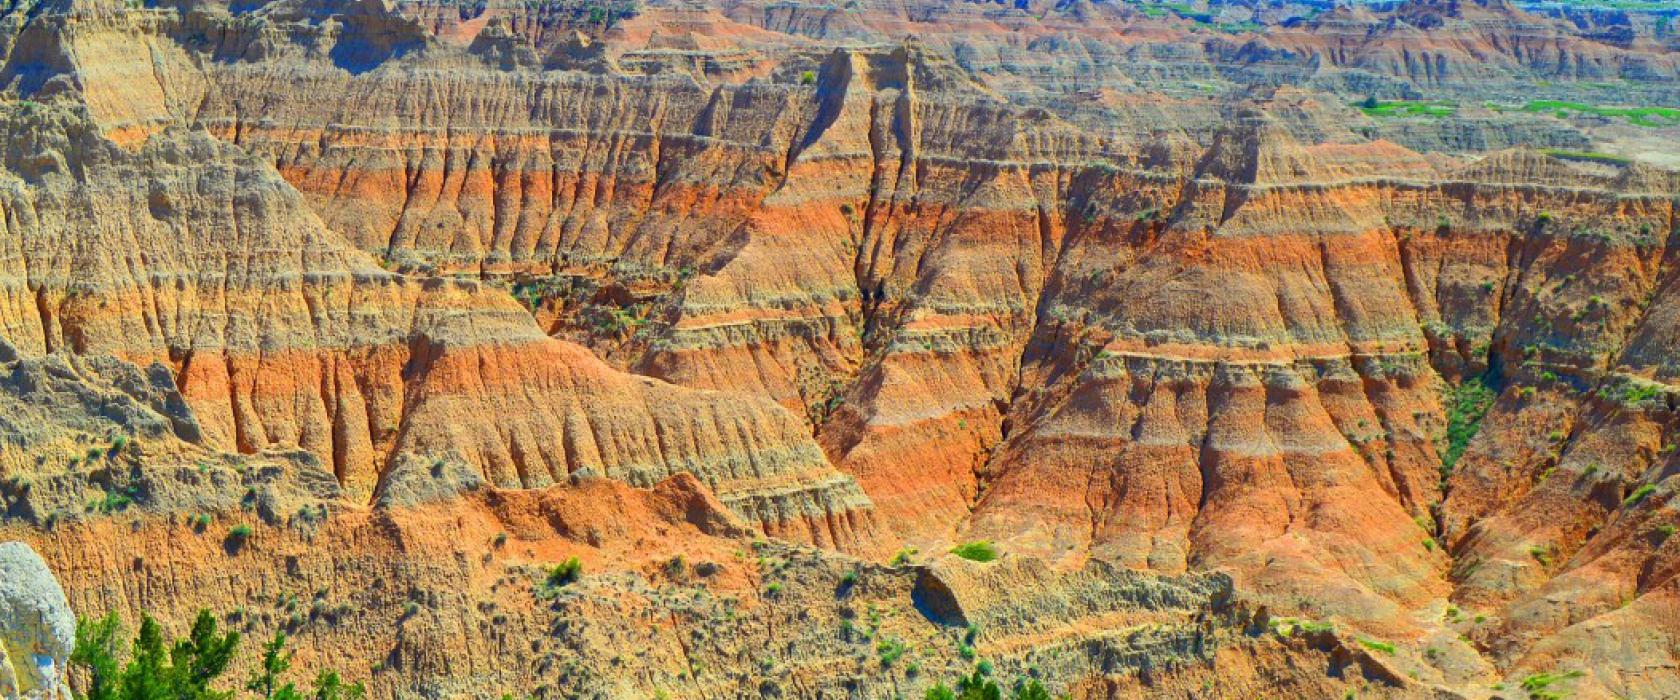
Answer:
[{"left": 0, "top": 542, "right": 74, "bottom": 700}]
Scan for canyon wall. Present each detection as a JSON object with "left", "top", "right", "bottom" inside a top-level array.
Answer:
[{"left": 1, "top": 0, "right": 1678, "bottom": 697}]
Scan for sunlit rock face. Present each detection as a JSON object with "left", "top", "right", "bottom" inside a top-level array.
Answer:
[{"left": 1, "top": 0, "right": 1679, "bottom": 696}]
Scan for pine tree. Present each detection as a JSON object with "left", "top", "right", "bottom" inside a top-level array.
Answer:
[
  {"left": 71, "top": 611, "right": 359, "bottom": 700},
  {"left": 246, "top": 631, "right": 300, "bottom": 700},
  {"left": 955, "top": 670, "right": 1002, "bottom": 700},
  {"left": 310, "top": 671, "right": 367, "bottom": 700},
  {"left": 171, "top": 611, "right": 241, "bottom": 700},
  {"left": 1013, "top": 680, "right": 1052, "bottom": 700},
  {"left": 118, "top": 616, "right": 175, "bottom": 700},
  {"left": 71, "top": 612, "right": 123, "bottom": 700}
]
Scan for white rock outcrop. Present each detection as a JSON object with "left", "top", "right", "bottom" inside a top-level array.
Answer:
[{"left": 0, "top": 542, "right": 74, "bottom": 700}]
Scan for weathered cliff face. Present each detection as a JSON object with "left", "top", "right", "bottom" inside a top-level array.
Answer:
[
  {"left": 7, "top": 460, "right": 1438, "bottom": 699},
  {"left": 0, "top": 0, "right": 1678, "bottom": 697},
  {"left": 0, "top": 100, "right": 879, "bottom": 549}
]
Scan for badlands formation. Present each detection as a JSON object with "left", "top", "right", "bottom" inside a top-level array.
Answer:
[{"left": 1, "top": 0, "right": 1679, "bottom": 697}]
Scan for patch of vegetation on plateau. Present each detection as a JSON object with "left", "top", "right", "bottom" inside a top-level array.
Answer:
[
  {"left": 1267, "top": 617, "right": 1333, "bottom": 636},
  {"left": 1496, "top": 100, "right": 1680, "bottom": 128},
  {"left": 72, "top": 609, "right": 365, "bottom": 700},
  {"left": 1539, "top": 148, "right": 1633, "bottom": 165},
  {"left": 1355, "top": 97, "right": 1459, "bottom": 118},
  {"left": 1357, "top": 637, "right": 1396, "bottom": 655},
  {"left": 950, "top": 540, "right": 999, "bottom": 563}
]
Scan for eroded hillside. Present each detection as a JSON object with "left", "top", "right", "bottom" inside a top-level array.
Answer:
[{"left": 2, "top": 0, "right": 1679, "bottom": 697}]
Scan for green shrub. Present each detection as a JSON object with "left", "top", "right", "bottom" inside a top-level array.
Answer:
[
  {"left": 546, "top": 557, "right": 583, "bottom": 588},
  {"left": 950, "top": 541, "right": 999, "bottom": 563},
  {"left": 1625, "top": 484, "right": 1658, "bottom": 508},
  {"left": 876, "top": 637, "right": 907, "bottom": 666},
  {"left": 226, "top": 524, "right": 254, "bottom": 552},
  {"left": 1358, "top": 638, "right": 1396, "bottom": 655},
  {"left": 800, "top": 70, "right": 816, "bottom": 85}
]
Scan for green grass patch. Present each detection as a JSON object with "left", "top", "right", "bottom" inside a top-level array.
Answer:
[
  {"left": 1624, "top": 484, "right": 1658, "bottom": 508},
  {"left": 1356, "top": 98, "right": 1458, "bottom": 118},
  {"left": 1269, "top": 617, "right": 1334, "bottom": 636},
  {"left": 876, "top": 637, "right": 907, "bottom": 666},
  {"left": 1161, "top": 2, "right": 1213, "bottom": 22},
  {"left": 1357, "top": 637, "right": 1396, "bottom": 655},
  {"left": 1540, "top": 148, "right": 1633, "bottom": 166},
  {"left": 949, "top": 540, "right": 999, "bottom": 563},
  {"left": 1507, "top": 100, "right": 1680, "bottom": 128},
  {"left": 1521, "top": 670, "right": 1585, "bottom": 696}
]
